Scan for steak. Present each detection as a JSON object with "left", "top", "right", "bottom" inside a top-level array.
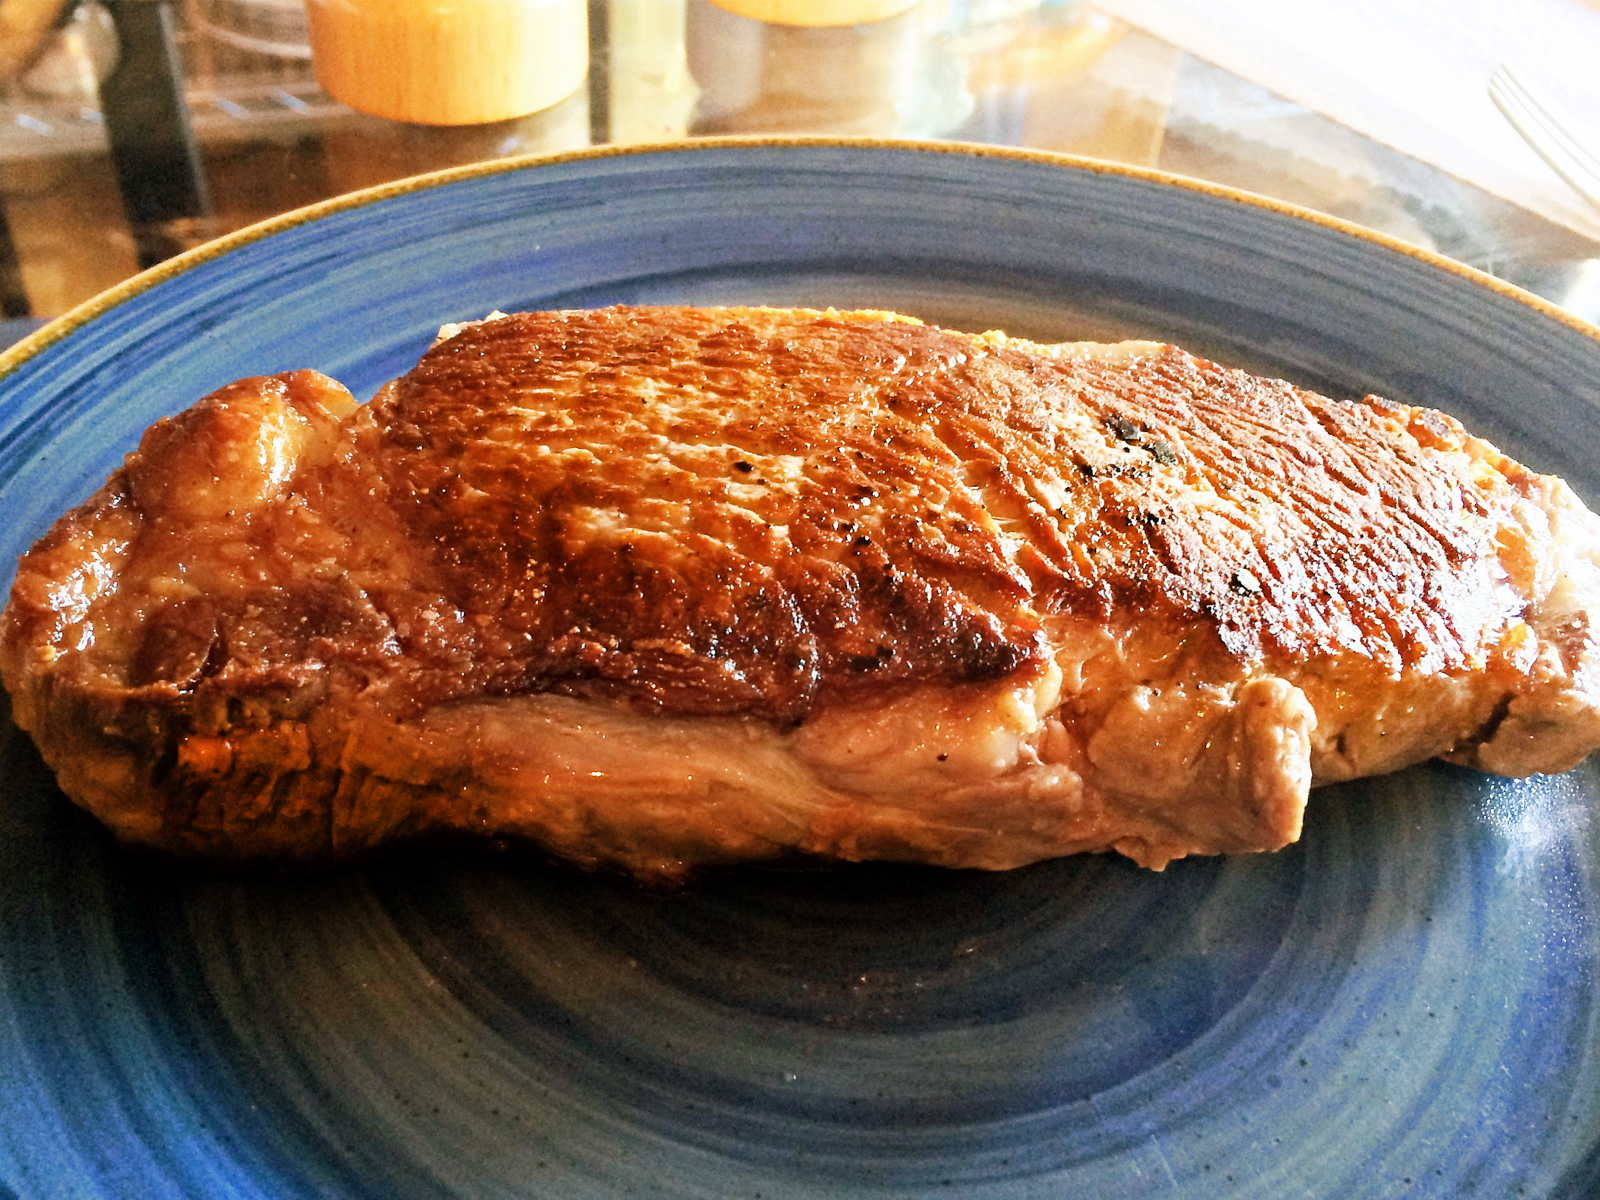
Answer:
[{"left": 4, "top": 305, "right": 1598, "bottom": 880}]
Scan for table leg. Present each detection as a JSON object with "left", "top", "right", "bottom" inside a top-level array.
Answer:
[{"left": 99, "top": 0, "right": 211, "bottom": 270}]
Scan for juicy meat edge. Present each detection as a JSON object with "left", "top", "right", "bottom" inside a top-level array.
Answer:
[{"left": 3, "top": 305, "right": 1599, "bottom": 881}]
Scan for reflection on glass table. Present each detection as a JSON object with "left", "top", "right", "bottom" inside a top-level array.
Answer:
[{"left": 0, "top": 0, "right": 1592, "bottom": 324}]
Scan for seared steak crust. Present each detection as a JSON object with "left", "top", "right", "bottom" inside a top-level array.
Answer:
[{"left": 4, "top": 306, "right": 1599, "bottom": 878}]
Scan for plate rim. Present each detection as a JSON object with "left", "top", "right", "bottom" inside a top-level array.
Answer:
[{"left": 1, "top": 135, "right": 1595, "bottom": 387}]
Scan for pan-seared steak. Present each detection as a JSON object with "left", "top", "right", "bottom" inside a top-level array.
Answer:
[{"left": 4, "top": 306, "right": 1598, "bottom": 879}]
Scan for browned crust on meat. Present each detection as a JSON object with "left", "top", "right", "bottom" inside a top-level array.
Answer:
[
  {"left": 375, "top": 307, "right": 1530, "bottom": 698},
  {"left": 2, "top": 305, "right": 1596, "bottom": 875},
  {"left": 371, "top": 307, "right": 1049, "bottom": 719}
]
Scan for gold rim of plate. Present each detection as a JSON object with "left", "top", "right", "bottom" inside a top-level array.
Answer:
[{"left": 3, "top": 135, "right": 1596, "bottom": 384}]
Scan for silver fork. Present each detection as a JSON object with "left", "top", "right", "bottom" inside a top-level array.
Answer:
[{"left": 1489, "top": 64, "right": 1600, "bottom": 214}]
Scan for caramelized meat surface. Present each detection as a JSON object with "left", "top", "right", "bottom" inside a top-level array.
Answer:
[{"left": 4, "top": 306, "right": 1598, "bottom": 878}]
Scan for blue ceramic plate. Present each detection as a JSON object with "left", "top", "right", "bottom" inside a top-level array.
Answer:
[{"left": 2, "top": 141, "right": 1598, "bottom": 1199}]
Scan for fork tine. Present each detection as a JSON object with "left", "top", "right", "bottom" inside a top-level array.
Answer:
[
  {"left": 1490, "top": 65, "right": 1600, "bottom": 212},
  {"left": 1494, "top": 66, "right": 1600, "bottom": 180}
]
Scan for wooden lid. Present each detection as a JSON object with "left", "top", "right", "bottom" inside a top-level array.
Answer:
[
  {"left": 705, "top": 0, "right": 920, "bottom": 26},
  {"left": 305, "top": 0, "right": 588, "bottom": 126}
]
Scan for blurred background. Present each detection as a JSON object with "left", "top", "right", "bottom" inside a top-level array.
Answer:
[{"left": 0, "top": 0, "right": 1594, "bottom": 324}]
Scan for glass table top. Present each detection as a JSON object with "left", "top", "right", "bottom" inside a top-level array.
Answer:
[{"left": 0, "top": 0, "right": 1594, "bottom": 325}]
